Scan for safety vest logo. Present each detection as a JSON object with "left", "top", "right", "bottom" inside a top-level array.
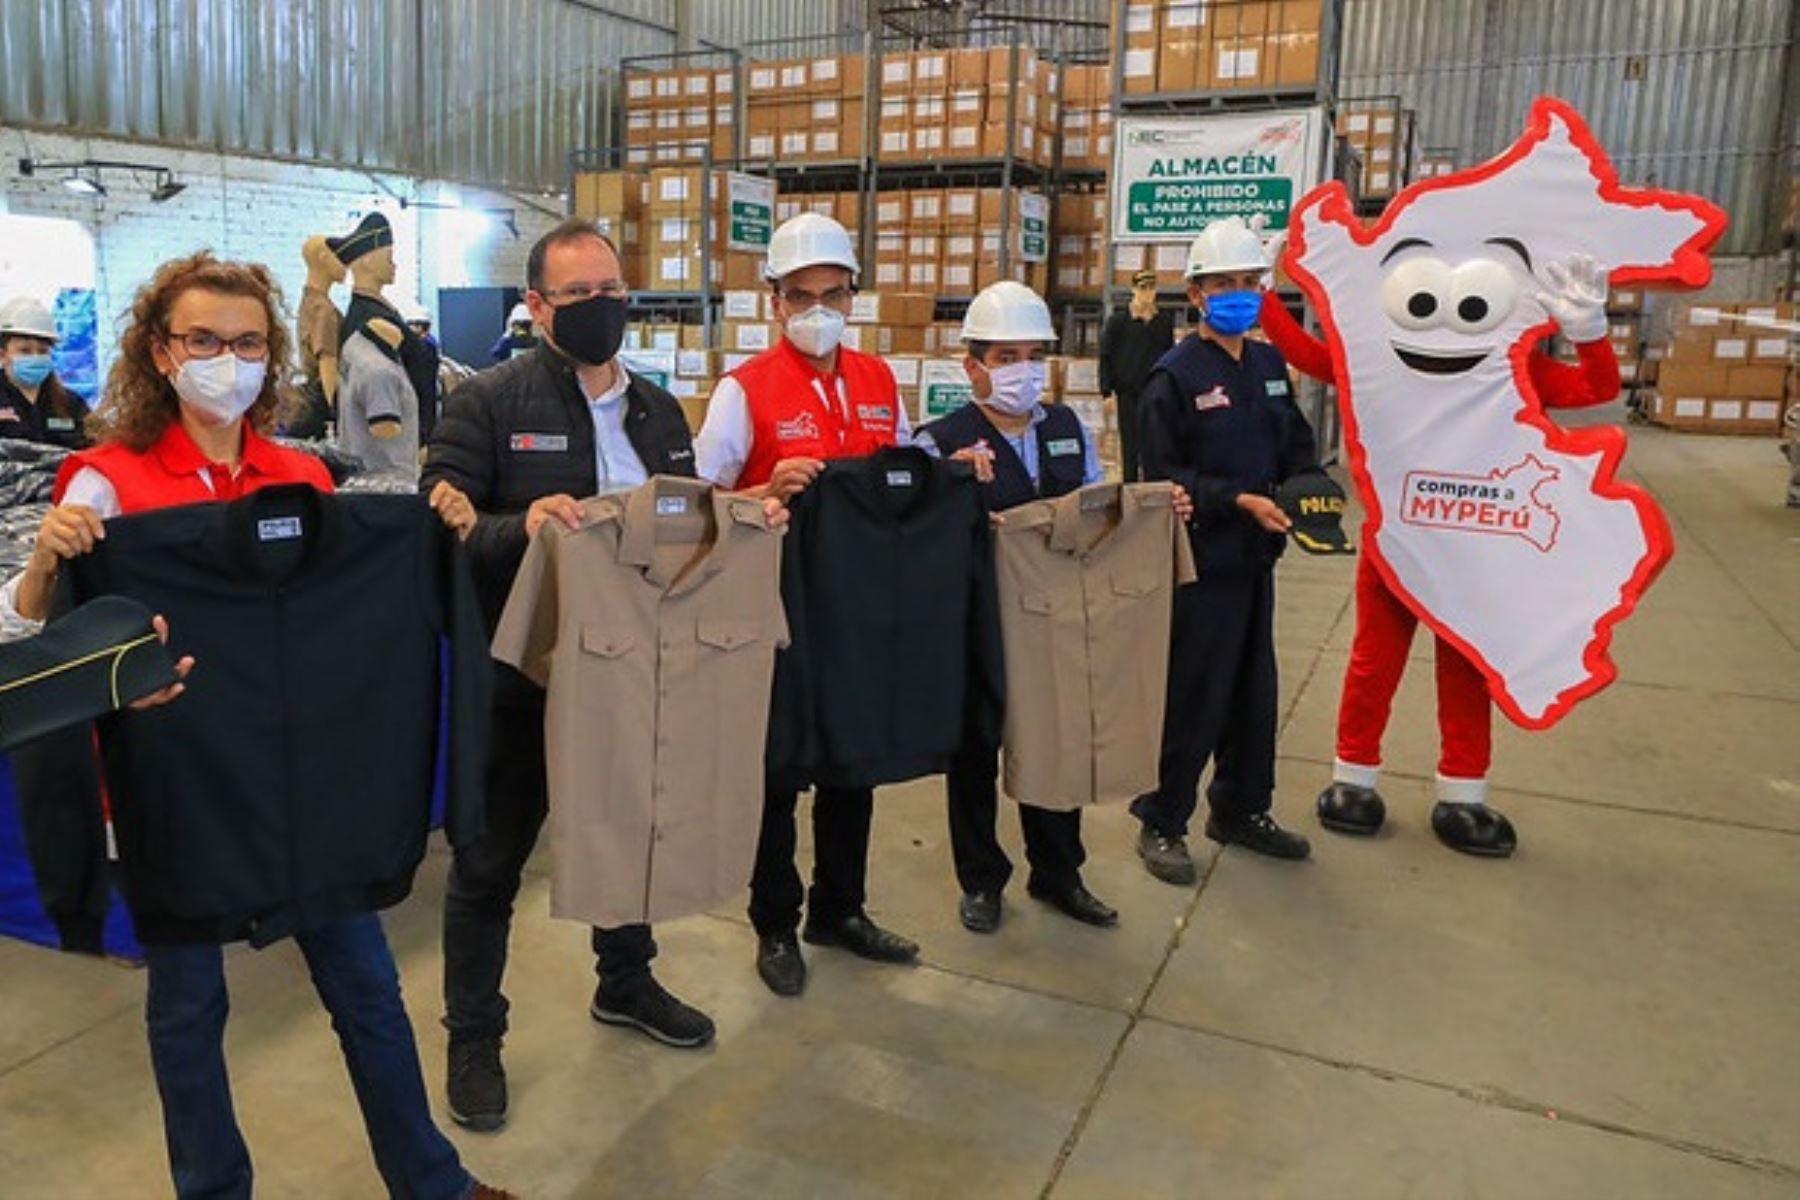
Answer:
[
  {"left": 1400, "top": 455, "right": 1561, "bottom": 552},
  {"left": 1193, "top": 387, "right": 1231, "bottom": 412},
  {"left": 510, "top": 433, "right": 569, "bottom": 452},
  {"left": 774, "top": 412, "right": 821, "bottom": 442},
  {"left": 856, "top": 404, "right": 893, "bottom": 425}
]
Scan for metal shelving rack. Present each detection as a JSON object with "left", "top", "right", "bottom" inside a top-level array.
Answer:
[{"left": 1099, "top": 0, "right": 1349, "bottom": 444}]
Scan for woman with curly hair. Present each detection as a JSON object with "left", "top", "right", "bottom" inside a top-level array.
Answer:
[{"left": 3, "top": 252, "right": 511, "bottom": 1199}]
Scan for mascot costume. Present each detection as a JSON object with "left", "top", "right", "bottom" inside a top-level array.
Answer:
[{"left": 1260, "top": 96, "right": 1726, "bottom": 856}]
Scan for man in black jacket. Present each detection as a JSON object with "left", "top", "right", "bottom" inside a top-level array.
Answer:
[
  {"left": 421, "top": 219, "right": 707, "bottom": 1133},
  {"left": 1099, "top": 269, "right": 1175, "bottom": 482}
]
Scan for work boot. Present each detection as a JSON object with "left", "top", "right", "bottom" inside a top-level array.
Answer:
[
  {"left": 1431, "top": 802, "right": 1518, "bottom": 858},
  {"left": 802, "top": 913, "right": 920, "bottom": 963},
  {"left": 1136, "top": 826, "right": 1198, "bottom": 886},
  {"left": 958, "top": 890, "right": 1003, "bottom": 934},
  {"left": 1205, "top": 812, "right": 1312, "bottom": 861},
  {"left": 446, "top": 1037, "right": 507, "bottom": 1132},
  {"left": 591, "top": 977, "right": 716, "bottom": 1048},
  {"left": 1316, "top": 782, "right": 1387, "bottom": 835},
  {"left": 756, "top": 932, "right": 807, "bottom": 997}
]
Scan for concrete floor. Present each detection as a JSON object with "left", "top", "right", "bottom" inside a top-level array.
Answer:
[{"left": 1, "top": 411, "right": 1796, "bottom": 1198}]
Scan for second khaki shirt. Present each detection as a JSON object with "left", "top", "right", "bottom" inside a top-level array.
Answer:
[
  {"left": 493, "top": 476, "right": 787, "bottom": 928},
  {"left": 994, "top": 481, "right": 1197, "bottom": 811}
]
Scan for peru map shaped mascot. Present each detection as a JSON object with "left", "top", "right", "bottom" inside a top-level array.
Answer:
[{"left": 1261, "top": 96, "right": 1726, "bottom": 857}]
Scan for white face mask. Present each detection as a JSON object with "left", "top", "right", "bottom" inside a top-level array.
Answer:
[
  {"left": 785, "top": 305, "right": 846, "bottom": 358},
  {"left": 979, "top": 359, "right": 1046, "bottom": 418},
  {"left": 171, "top": 354, "right": 267, "bottom": 425}
]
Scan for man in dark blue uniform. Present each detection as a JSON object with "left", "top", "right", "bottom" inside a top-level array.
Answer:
[
  {"left": 1130, "top": 217, "right": 1322, "bottom": 882},
  {"left": 918, "top": 281, "right": 1192, "bottom": 933}
]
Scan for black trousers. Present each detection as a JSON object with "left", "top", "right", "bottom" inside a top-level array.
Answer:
[
  {"left": 1117, "top": 387, "right": 1144, "bottom": 483},
  {"left": 442, "top": 700, "right": 657, "bottom": 1044},
  {"left": 1131, "top": 570, "right": 1278, "bottom": 838},
  {"left": 748, "top": 774, "right": 874, "bottom": 937},
  {"left": 946, "top": 741, "right": 1084, "bottom": 895}
]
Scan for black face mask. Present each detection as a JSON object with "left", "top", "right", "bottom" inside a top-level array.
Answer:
[{"left": 550, "top": 294, "right": 628, "bottom": 366}]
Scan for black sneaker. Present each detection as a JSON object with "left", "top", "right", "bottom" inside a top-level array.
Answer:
[
  {"left": 591, "top": 978, "right": 716, "bottom": 1048},
  {"left": 1136, "top": 826, "right": 1198, "bottom": 885},
  {"left": 447, "top": 1037, "right": 507, "bottom": 1132},
  {"left": 1205, "top": 812, "right": 1312, "bottom": 861}
]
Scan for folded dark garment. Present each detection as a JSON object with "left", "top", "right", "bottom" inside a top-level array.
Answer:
[{"left": 0, "top": 596, "right": 179, "bottom": 750}]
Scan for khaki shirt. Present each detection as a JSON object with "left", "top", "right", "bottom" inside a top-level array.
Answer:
[
  {"left": 993, "top": 482, "right": 1196, "bottom": 810},
  {"left": 493, "top": 477, "right": 787, "bottom": 928},
  {"left": 297, "top": 286, "right": 341, "bottom": 380}
]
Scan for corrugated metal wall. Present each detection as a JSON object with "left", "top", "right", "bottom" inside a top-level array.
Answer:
[
  {"left": 0, "top": 0, "right": 686, "bottom": 190},
  {"left": 1340, "top": 0, "right": 1795, "bottom": 254},
  {"left": 689, "top": 0, "right": 848, "bottom": 54}
]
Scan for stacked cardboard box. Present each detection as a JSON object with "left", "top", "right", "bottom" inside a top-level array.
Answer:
[
  {"left": 880, "top": 46, "right": 1054, "bottom": 167},
  {"left": 1416, "top": 149, "right": 1459, "bottom": 180},
  {"left": 1120, "top": 0, "right": 1327, "bottom": 97},
  {"left": 1057, "top": 64, "right": 1115, "bottom": 171},
  {"left": 743, "top": 54, "right": 867, "bottom": 163},
  {"left": 1112, "top": 241, "right": 1195, "bottom": 290},
  {"left": 622, "top": 65, "right": 737, "bottom": 168},
  {"left": 1337, "top": 99, "right": 1417, "bottom": 200},
  {"left": 1645, "top": 301, "right": 1795, "bottom": 435},
  {"left": 1053, "top": 189, "right": 1110, "bottom": 296},
  {"left": 572, "top": 167, "right": 766, "bottom": 292},
  {"left": 869, "top": 186, "right": 1046, "bottom": 297}
]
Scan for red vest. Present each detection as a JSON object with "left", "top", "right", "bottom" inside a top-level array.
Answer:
[
  {"left": 54, "top": 420, "right": 333, "bottom": 512},
  {"left": 728, "top": 338, "right": 902, "bottom": 489}
]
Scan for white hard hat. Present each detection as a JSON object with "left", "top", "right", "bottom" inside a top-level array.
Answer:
[
  {"left": 507, "top": 302, "right": 531, "bottom": 326},
  {"left": 764, "top": 213, "right": 859, "bottom": 281},
  {"left": 961, "top": 281, "right": 1057, "bottom": 343},
  {"left": 0, "top": 297, "right": 58, "bottom": 341},
  {"left": 1184, "top": 216, "right": 1271, "bottom": 279}
]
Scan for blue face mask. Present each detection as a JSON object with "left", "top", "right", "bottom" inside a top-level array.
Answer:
[
  {"left": 1201, "top": 289, "right": 1261, "bottom": 336},
  {"left": 8, "top": 354, "right": 53, "bottom": 388}
]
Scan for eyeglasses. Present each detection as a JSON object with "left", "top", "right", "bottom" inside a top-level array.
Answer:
[
  {"left": 778, "top": 285, "right": 854, "bottom": 309},
  {"left": 538, "top": 281, "right": 628, "bottom": 303},
  {"left": 165, "top": 329, "right": 270, "bottom": 360}
]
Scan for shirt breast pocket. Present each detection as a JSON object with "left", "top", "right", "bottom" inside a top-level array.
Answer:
[{"left": 581, "top": 627, "right": 638, "bottom": 660}]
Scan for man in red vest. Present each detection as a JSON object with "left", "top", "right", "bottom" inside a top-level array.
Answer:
[{"left": 696, "top": 213, "right": 918, "bottom": 998}]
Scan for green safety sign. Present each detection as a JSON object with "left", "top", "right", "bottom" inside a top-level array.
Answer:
[
  {"left": 919, "top": 360, "right": 973, "bottom": 419},
  {"left": 1124, "top": 177, "right": 1294, "bottom": 235},
  {"left": 1112, "top": 109, "right": 1325, "bottom": 244},
  {"left": 1018, "top": 191, "right": 1050, "bottom": 262},
  {"left": 726, "top": 173, "right": 775, "bottom": 252}
]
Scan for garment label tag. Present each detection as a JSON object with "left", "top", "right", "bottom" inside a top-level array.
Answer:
[
  {"left": 257, "top": 517, "right": 304, "bottom": 542},
  {"left": 885, "top": 470, "right": 914, "bottom": 487},
  {"left": 1047, "top": 438, "right": 1082, "bottom": 457},
  {"left": 655, "top": 496, "right": 690, "bottom": 516},
  {"left": 1194, "top": 387, "right": 1231, "bottom": 411},
  {"left": 510, "top": 433, "right": 569, "bottom": 452},
  {"left": 46, "top": 417, "right": 76, "bottom": 431},
  {"left": 1265, "top": 379, "right": 1290, "bottom": 396}
]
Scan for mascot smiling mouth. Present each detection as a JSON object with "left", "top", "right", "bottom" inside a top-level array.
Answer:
[{"left": 1391, "top": 343, "right": 1492, "bottom": 375}]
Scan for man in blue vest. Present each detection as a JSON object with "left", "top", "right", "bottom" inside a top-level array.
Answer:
[
  {"left": 1130, "top": 217, "right": 1323, "bottom": 883},
  {"left": 917, "top": 281, "right": 1189, "bottom": 933}
]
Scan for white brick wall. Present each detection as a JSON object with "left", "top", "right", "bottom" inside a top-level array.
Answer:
[{"left": 0, "top": 129, "right": 561, "bottom": 373}]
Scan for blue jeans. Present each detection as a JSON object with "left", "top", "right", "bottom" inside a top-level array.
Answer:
[{"left": 143, "top": 913, "right": 472, "bottom": 1199}]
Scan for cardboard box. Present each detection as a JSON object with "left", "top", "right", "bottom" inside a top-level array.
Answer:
[
  {"left": 840, "top": 53, "right": 866, "bottom": 99},
  {"left": 722, "top": 320, "right": 774, "bottom": 353},
  {"left": 807, "top": 54, "right": 839, "bottom": 95},
  {"left": 1160, "top": 37, "right": 1202, "bottom": 93},
  {"left": 1712, "top": 336, "right": 1750, "bottom": 362},
  {"left": 947, "top": 121, "right": 982, "bottom": 157},
  {"left": 912, "top": 51, "right": 949, "bottom": 93},
  {"left": 746, "top": 62, "right": 781, "bottom": 97},
  {"left": 951, "top": 48, "right": 987, "bottom": 88},
  {"left": 1725, "top": 364, "right": 1789, "bottom": 398},
  {"left": 1656, "top": 361, "right": 1733, "bottom": 397}
]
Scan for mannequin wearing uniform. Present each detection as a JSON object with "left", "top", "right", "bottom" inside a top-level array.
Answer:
[
  {"left": 332, "top": 213, "right": 438, "bottom": 432},
  {"left": 1131, "top": 218, "right": 1320, "bottom": 883},
  {"left": 298, "top": 235, "right": 347, "bottom": 408},
  {"left": 695, "top": 213, "right": 919, "bottom": 998}
]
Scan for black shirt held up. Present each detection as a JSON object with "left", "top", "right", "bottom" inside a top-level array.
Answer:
[
  {"left": 63, "top": 485, "right": 492, "bottom": 947},
  {"left": 769, "top": 445, "right": 1005, "bottom": 789}
]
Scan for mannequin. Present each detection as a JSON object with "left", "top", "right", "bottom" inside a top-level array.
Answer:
[
  {"left": 331, "top": 213, "right": 437, "bottom": 430},
  {"left": 336, "top": 314, "right": 420, "bottom": 479},
  {"left": 298, "top": 235, "right": 347, "bottom": 406}
]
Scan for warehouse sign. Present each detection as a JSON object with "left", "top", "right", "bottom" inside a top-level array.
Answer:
[
  {"left": 1113, "top": 108, "right": 1326, "bottom": 242},
  {"left": 1018, "top": 191, "right": 1049, "bottom": 263},
  {"left": 918, "top": 359, "right": 973, "bottom": 419},
  {"left": 726, "top": 173, "right": 775, "bottom": 252}
]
